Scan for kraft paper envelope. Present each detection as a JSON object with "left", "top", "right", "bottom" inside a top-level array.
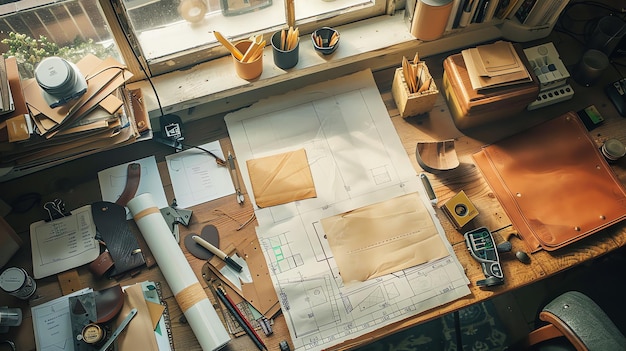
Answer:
[
  {"left": 321, "top": 193, "right": 449, "bottom": 284},
  {"left": 476, "top": 41, "right": 519, "bottom": 74},
  {"left": 246, "top": 148, "right": 317, "bottom": 208},
  {"left": 116, "top": 283, "right": 159, "bottom": 351}
]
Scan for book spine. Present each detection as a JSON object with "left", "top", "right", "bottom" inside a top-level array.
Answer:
[
  {"left": 514, "top": 0, "right": 537, "bottom": 24},
  {"left": 459, "top": 0, "right": 479, "bottom": 27},
  {"left": 445, "top": 0, "right": 463, "bottom": 31}
]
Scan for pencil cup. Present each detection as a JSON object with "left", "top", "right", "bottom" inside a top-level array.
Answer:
[
  {"left": 312, "top": 27, "right": 339, "bottom": 55},
  {"left": 572, "top": 49, "right": 609, "bottom": 87},
  {"left": 271, "top": 30, "right": 299, "bottom": 69},
  {"left": 233, "top": 40, "right": 263, "bottom": 80},
  {"left": 391, "top": 66, "right": 438, "bottom": 118}
]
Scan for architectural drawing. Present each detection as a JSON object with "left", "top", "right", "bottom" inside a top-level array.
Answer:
[{"left": 226, "top": 70, "right": 470, "bottom": 350}]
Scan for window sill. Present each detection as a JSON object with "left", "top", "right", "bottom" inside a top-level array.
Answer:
[{"left": 128, "top": 11, "right": 502, "bottom": 124}]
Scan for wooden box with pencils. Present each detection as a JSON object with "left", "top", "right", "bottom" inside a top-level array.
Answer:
[{"left": 392, "top": 58, "right": 438, "bottom": 118}]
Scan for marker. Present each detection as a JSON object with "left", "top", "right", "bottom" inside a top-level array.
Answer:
[{"left": 192, "top": 235, "right": 243, "bottom": 272}]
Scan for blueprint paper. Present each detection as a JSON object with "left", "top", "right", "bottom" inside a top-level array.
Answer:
[{"left": 225, "top": 69, "right": 470, "bottom": 351}]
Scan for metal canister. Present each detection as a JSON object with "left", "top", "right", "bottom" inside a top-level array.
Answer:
[
  {"left": 0, "top": 267, "right": 36, "bottom": 300},
  {"left": 81, "top": 323, "right": 107, "bottom": 346}
]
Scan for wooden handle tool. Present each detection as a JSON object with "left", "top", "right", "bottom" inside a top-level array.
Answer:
[{"left": 214, "top": 31, "right": 243, "bottom": 61}]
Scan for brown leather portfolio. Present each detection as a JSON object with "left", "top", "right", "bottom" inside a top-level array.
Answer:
[
  {"left": 442, "top": 44, "right": 539, "bottom": 130},
  {"left": 473, "top": 112, "right": 626, "bottom": 252}
]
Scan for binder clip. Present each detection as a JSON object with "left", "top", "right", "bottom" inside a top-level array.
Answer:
[{"left": 44, "top": 198, "right": 71, "bottom": 222}]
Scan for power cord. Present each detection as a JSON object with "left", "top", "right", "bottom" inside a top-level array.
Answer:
[{"left": 110, "top": 2, "right": 226, "bottom": 164}]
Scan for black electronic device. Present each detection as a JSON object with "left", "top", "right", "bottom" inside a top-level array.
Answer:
[
  {"left": 605, "top": 78, "right": 626, "bottom": 117},
  {"left": 463, "top": 227, "right": 504, "bottom": 287},
  {"left": 154, "top": 114, "right": 185, "bottom": 151}
]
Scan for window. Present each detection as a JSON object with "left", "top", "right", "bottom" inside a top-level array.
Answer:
[
  {"left": 0, "top": 0, "right": 393, "bottom": 79},
  {"left": 0, "top": 0, "right": 121, "bottom": 79},
  {"left": 116, "top": 0, "right": 389, "bottom": 76}
]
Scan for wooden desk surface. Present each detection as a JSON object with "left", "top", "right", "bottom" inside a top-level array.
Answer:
[{"left": 2, "top": 28, "right": 626, "bottom": 351}]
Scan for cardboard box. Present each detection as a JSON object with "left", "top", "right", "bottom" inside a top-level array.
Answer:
[{"left": 392, "top": 65, "right": 439, "bottom": 118}]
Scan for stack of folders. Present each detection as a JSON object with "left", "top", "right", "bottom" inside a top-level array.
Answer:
[
  {"left": 442, "top": 41, "right": 539, "bottom": 129},
  {"left": 0, "top": 54, "right": 151, "bottom": 180},
  {"left": 461, "top": 41, "right": 532, "bottom": 91}
]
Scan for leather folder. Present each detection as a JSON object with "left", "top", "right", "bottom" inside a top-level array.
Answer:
[{"left": 473, "top": 112, "right": 626, "bottom": 252}]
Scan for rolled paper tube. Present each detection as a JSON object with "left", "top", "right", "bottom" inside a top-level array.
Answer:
[{"left": 128, "top": 193, "right": 230, "bottom": 351}]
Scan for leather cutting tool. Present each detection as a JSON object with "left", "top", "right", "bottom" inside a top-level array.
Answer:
[{"left": 160, "top": 202, "right": 192, "bottom": 243}]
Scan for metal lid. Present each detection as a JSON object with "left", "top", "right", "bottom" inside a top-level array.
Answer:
[{"left": 0, "top": 267, "right": 26, "bottom": 292}]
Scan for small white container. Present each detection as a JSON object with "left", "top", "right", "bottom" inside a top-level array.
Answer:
[{"left": 0, "top": 267, "right": 36, "bottom": 300}]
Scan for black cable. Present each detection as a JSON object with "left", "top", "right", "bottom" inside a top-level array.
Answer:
[
  {"left": 109, "top": 0, "right": 229, "bottom": 163},
  {"left": 109, "top": 0, "right": 165, "bottom": 117}
]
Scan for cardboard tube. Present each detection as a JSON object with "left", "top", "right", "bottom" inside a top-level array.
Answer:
[{"left": 127, "top": 193, "right": 230, "bottom": 351}]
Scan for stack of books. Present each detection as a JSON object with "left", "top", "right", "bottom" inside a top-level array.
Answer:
[
  {"left": 442, "top": 41, "right": 539, "bottom": 129},
  {"left": 427, "top": 0, "right": 571, "bottom": 35},
  {"left": 0, "top": 54, "right": 150, "bottom": 181},
  {"left": 513, "top": 0, "right": 570, "bottom": 27}
]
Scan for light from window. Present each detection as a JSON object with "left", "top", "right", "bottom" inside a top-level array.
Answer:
[
  {"left": 0, "top": 0, "right": 121, "bottom": 79},
  {"left": 122, "top": 0, "right": 379, "bottom": 71}
]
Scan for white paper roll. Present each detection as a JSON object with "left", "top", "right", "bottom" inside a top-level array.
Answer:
[{"left": 127, "top": 193, "right": 230, "bottom": 351}]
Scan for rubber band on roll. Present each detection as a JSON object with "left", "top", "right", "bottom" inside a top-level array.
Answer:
[
  {"left": 132, "top": 206, "right": 160, "bottom": 221},
  {"left": 176, "top": 283, "right": 207, "bottom": 313}
]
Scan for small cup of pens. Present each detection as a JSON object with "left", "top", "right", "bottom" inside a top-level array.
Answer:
[
  {"left": 232, "top": 36, "right": 265, "bottom": 80},
  {"left": 311, "top": 27, "right": 339, "bottom": 55},
  {"left": 391, "top": 53, "right": 439, "bottom": 118},
  {"left": 272, "top": 26, "right": 300, "bottom": 69},
  {"left": 214, "top": 31, "right": 265, "bottom": 80}
]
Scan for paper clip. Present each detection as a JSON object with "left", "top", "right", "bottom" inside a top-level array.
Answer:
[{"left": 43, "top": 198, "right": 71, "bottom": 222}]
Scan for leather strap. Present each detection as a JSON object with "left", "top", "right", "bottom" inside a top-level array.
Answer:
[
  {"left": 91, "top": 201, "right": 145, "bottom": 277},
  {"left": 89, "top": 251, "right": 115, "bottom": 278},
  {"left": 115, "top": 163, "right": 141, "bottom": 207}
]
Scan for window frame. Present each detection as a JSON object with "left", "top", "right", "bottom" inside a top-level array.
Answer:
[{"left": 102, "top": 0, "right": 395, "bottom": 78}]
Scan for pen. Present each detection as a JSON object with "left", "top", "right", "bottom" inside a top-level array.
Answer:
[
  {"left": 217, "top": 286, "right": 267, "bottom": 351},
  {"left": 192, "top": 235, "right": 243, "bottom": 272},
  {"left": 420, "top": 173, "right": 438, "bottom": 206},
  {"left": 228, "top": 151, "right": 245, "bottom": 204}
]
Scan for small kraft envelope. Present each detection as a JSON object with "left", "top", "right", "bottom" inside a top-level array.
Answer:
[{"left": 246, "top": 148, "right": 317, "bottom": 208}]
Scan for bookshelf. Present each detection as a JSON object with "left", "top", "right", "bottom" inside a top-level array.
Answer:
[{"left": 433, "top": 0, "right": 571, "bottom": 42}]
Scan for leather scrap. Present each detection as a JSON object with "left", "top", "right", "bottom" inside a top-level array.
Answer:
[{"left": 115, "top": 162, "right": 141, "bottom": 207}]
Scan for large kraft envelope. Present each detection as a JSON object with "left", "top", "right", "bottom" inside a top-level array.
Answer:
[
  {"left": 246, "top": 148, "right": 317, "bottom": 208},
  {"left": 321, "top": 193, "right": 449, "bottom": 284},
  {"left": 473, "top": 112, "right": 626, "bottom": 252}
]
